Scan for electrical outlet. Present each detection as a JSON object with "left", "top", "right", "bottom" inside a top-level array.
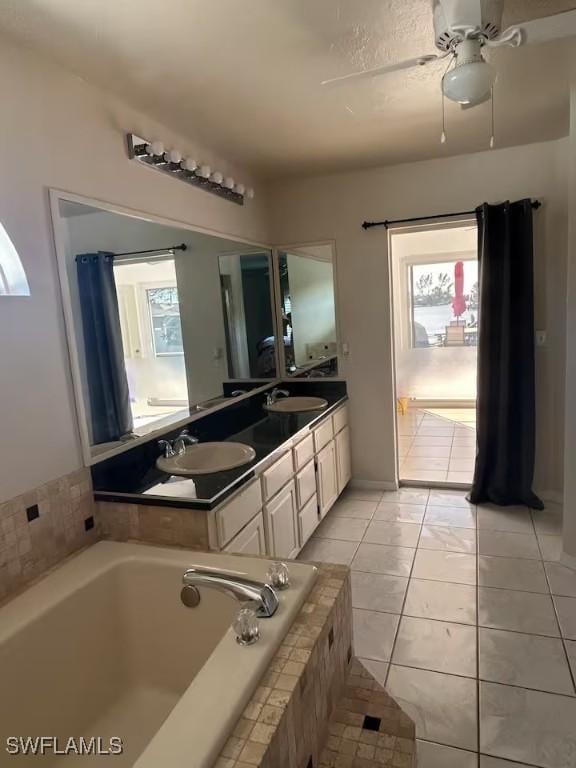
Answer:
[{"left": 535, "top": 331, "right": 547, "bottom": 347}]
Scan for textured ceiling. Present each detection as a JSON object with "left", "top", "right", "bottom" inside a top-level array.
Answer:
[{"left": 1, "top": 0, "right": 575, "bottom": 178}]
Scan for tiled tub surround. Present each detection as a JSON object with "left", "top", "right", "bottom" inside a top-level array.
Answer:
[
  {"left": 0, "top": 467, "right": 97, "bottom": 602},
  {"left": 0, "top": 542, "right": 318, "bottom": 768},
  {"left": 299, "top": 486, "right": 576, "bottom": 768},
  {"left": 92, "top": 380, "right": 347, "bottom": 509}
]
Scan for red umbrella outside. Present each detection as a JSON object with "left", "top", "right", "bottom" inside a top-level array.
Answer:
[{"left": 452, "top": 260, "right": 467, "bottom": 321}]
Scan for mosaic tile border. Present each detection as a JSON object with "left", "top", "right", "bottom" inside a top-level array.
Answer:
[{"left": 0, "top": 468, "right": 97, "bottom": 602}]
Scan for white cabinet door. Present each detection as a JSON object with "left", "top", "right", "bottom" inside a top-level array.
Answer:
[
  {"left": 316, "top": 440, "right": 339, "bottom": 519},
  {"left": 264, "top": 480, "right": 299, "bottom": 559},
  {"left": 335, "top": 426, "right": 352, "bottom": 494},
  {"left": 224, "top": 512, "right": 266, "bottom": 555}
]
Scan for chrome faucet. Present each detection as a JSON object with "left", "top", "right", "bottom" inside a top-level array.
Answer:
[
  {"left": 180, "top": 566, "right": 279, "bottom": 618},
  {"left": 266, "top": 387, "right": 289, "bottom": 406},
  {"left": 173, "top": 429, "right": 198, "bottom": 454},
  {"left": 231, "top": 389, "right": 247, "bottom": 397},
  {"left": 158, "top": 429, "right": 198, "bottom": 458}
]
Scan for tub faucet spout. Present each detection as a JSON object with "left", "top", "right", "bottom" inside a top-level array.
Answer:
[{"left": 181, "top": 567, "right": 279, "bottom": 618}]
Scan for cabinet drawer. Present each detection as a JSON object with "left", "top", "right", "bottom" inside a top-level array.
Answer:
[
  {"left": 293, "top": 434, "right": 314, "bottom": 470},
  {"left": 224, "top": 512, "right": 266, "bottom": 556},
  {"left": 295, "top": 459, "right": 317, "bottom": 509},
  {"left": 216, "top": 480, "right": 262, "bottom": 547},
  {"left": 298, "top": 494, "right": 319, "bottom": 546},
  {"left": 332, "top": 404, "right": 349, "bottom": 435},
  {"left": 262, "top": 450, "right": 295, "bottom": 500},
  {"left": 313, "top": 417, "right": 334, "bottom": 453}
]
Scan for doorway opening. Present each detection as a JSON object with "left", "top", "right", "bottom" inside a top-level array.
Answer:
[{"left": 390, "top": 220, "right": 478, "bottom": 486}]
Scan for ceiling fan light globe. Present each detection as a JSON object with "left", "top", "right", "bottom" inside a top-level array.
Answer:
[{"left": 442, "top": 60, "right": 495, "bottom": 105}]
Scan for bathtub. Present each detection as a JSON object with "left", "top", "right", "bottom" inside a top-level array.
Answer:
[{"left": 0, "top": 541, "right": 317, "bottom": 767}]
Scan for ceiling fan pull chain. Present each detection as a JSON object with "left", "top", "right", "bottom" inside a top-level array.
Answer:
[{"left": 489, "top": 86, "right": 495, "bottom": 148}]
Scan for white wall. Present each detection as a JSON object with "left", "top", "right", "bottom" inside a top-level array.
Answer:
[
  {"left": 0, "top": 35, "right": 269, "bottom": 503},
  {"left": 269, "top": 140, "right": 568, "bottom": 494}
]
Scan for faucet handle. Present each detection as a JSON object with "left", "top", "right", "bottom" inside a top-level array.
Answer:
[
  {"left": 234, "top": 607, "right": 260, "bottom": 645},
  {"left": 267, "top": 561, "right": 290, "bottom": 590},
  {"left": 158, "top": 439, "right": 175, "bottom": 458}
]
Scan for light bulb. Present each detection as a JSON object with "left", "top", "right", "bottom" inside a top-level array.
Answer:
[
  {"left": 211, "top": 171, "right": 224, "bottom": 184},
  {"left": 234, "top": 183, "right": 246, "bottom": 196},
  {"left": 197, "top": 164, "right": 211, "bottom": 179},
  {"left": 223, "top": 177, "right": 235, "bottom": 190},
  {"left": 181, "top": 157, "right": 198, "bottom": 172},
  {"left": 165, "top": 148, "right": 182, "bottom": 164},
  {"left": 149, "top": 140, "right": 165, "bottom": 156},
  {"left": 442, "top": 60, "right": 495, "bottom": 105}
]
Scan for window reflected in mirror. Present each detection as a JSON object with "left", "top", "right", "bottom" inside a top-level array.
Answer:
[
  {"left": 277, "top": 244, "right": 338, "bottom": 377},
  {"left": 55, "top": 198, "right": 277, "bottom": 457}
]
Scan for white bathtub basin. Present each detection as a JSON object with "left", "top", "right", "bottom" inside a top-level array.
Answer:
[{"left": 0, "top": 541, "right": 317, "bottom": 768}]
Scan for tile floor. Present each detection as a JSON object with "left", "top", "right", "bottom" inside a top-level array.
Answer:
[
  {"left": 299, "top": 486, "right": 576, "bottom": 768},
  {"left": 398, "top": 407, "right": 476, "bottom": 485}
]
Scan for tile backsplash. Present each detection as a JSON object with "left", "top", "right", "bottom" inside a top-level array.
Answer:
[{"left": 0, "top": 468, "right": 97, "bottom": 602}]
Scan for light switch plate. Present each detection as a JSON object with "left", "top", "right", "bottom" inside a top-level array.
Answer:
[{"left": 535, "top": 331, "right": 547, "bottom": 347}]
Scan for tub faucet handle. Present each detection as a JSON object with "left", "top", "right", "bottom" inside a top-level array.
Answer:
[
  {"left": 234, "top": 607, "right": 260, "bottom": 645},
  {"left": 267, "top": 561, "right": 290, "bottom": 590}
]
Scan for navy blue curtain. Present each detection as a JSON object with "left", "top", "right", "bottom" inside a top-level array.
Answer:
[
  {"left": 469, "top": 201, "right": 543, "bottom": 509},
  {"left": 76, "top": 252, "right": 133, "bottom": 444}
]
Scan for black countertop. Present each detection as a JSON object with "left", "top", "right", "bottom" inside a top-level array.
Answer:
[{"left": 92, "top": 380, "right": 347, "bottom": 510}]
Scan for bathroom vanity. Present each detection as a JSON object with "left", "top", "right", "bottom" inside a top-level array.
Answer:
[{"left": 94, "top": 380, "right": 351, "bottom": 558}]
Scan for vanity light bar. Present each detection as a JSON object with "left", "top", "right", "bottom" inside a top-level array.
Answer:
[{"left": 126, "top": 134, "right": 254, "bottom": 206}]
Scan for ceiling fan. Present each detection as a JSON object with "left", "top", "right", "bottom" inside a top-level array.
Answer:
[{"left": 322, "top": 0, "right": 576, "bottom": 109}]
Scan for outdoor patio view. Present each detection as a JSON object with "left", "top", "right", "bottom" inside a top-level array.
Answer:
[{"left": 391, "top": 223, "right": 478, "bottom": 486}]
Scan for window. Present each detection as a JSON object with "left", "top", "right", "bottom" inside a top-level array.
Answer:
[
  {"left": 147, "top": 286, "right": 184, "bottom": 356},
  {"left": 0, "top": 222, "right": 30, "bottom": 296},
  {"left": 409, "top": 259, "right": 478, "bottom": 347}
]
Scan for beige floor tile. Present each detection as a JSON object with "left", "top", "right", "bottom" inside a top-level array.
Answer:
[
  {"left": 531, "top": 506, "right": 563, "bottom": 535},
  {"left": 363, "top": 520, "right": 421, "bottom": 548},
  {"left": 553, "top": 596, "right": 576, "bottom": 639},
  {"left": 412, "top": 549, "right": 477, "bottom": 585},
  {"left": 392, "top": 616, "right": 476, "bottom": 677},
  {"left": 477, "top": 505, "right": 533, "bottom": 534},
  {"left": 298, "top": 538, "right": 358, "bottom": 566},
  {"left": 381, "top": 488, "right": 430, "bottom": 505},
  {"left": 448, "top": 458, "right": 476, "bottom": 473},
  {"left": 478, "top": 587, "right": 559, "bottom": 636},
  {"left": 374, "top": 501, "right": 426, "bottom": 523},
  {"left": 351, "top": 571, "right": 408, "bottom": 614},
  {"left": 403, "top": 457, "right": 450, "bottom": 471},
  {"left": 417, "top": 741, "right": 477, "bottom": 768},
  {"left": 537, "top": 534, "right": 562, "bottom": 562},
  {"left": 425, "top": 505, "right": 476, "bottom": 529},
  {"left": 341, "top": 488, "right": 383, "bottom": 503},
  {"left": 479, "top": 627, "right": 574, "bottom": 695},
  {"left": 478, "top": 531, "right": 540, "bottom": 560},
  {"left": 419, "top": 525, "right": 476, "bottom": 553},
  {"left": 330, "top": 498, "right": 378, "bottom": 520},
  {"left": 351, "top": 542, "right": 416, "bottom": 577},
  {"left": 478, "top": 555, "right": 548, "bottom": 593},
  {"left": 314, "top": 515, "right": 369, "bottom": 542},
  {"left": 411, "top": 435, "right": 454, "bottom": 447},
  {"left": 480, "top": 681, "right": 576, "bottom": 767},
  {"left": 427, "top": 489, "right": 474, "bottom": 509},
  {"left": 403, "top": 579, "right": 477, "bottom": 625},
  {"left": 352, "top": 608, "right": 399, "bottom": 661},
  {"left": 407, "top": 445, "right": 452, "bottom": 458},
  {"left": 545, "top": 562, "right": 576, "bottom": 597},
  {"left": 387, "top": 665, "right": 478, "bottom": 751},
  {"left": 480, "top": 757, "right": 533, "bottom": 768},
  {"left": 356, "top": 657, "right": 389, "bottom": 687},
  {"left": 565, "top": 639, "right": 576, "bottom": 680},
  {"left": 401, "top": 469, "right": 448, "bottom": 483},
  {"left": 446, "top": 471, "right": 474, "bottom": 484}
]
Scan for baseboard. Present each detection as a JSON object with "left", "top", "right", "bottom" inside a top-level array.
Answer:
[{"left": 350, "top": 479, "right": 398, "bottom": 491}]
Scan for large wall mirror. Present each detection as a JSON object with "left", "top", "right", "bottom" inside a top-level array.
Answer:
[
  {"left": 52, "top": 194, "right": 277, "bottom": 460},
  {"left": 276, "top": 244, "right": 339, "bottom": 377}
]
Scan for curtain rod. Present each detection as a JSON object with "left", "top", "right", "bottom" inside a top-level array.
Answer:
[
  {"left": 361, "top": 200, "right": 542, "bottom": 230},
  {"left": 113, "top": 243, "right": 188, "bottom": 257}
]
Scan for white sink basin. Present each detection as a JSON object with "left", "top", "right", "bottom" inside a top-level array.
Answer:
[
  {"left": 264, "top": 396, "right": 328, "bottom": 414},
  {"left": 156, "top": 442, "right": 256, "bottom": 476}
]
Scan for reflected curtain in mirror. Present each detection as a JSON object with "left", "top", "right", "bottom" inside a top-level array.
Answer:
[
  {"left": 470, "top": 200, "right": 543, "bottom": 509},
  {"left": 76, "top": 253, "right": 133, "bottom": 444}
]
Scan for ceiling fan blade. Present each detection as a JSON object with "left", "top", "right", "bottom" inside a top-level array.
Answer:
[
  {"left": 321, "top": 54, "right": 439, "bottom": 87},
  {"left": 514, "top": 9, "right": 576, "bottom": 46}
]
